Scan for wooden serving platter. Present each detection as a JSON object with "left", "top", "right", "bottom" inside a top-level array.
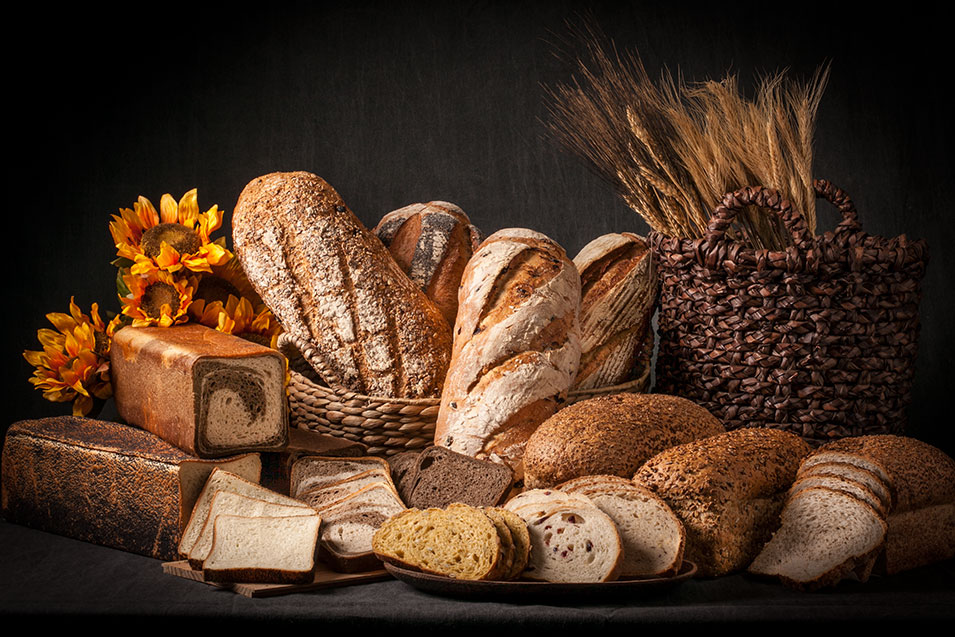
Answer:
[{"left": 162, "top": 560, "right": 390, "bottom": 598}]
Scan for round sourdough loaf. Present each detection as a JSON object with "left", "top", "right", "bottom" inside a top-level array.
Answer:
[
  {"left": 522, "top": 393, "right": 724, "bottom": 489},
  {"left": 232, "top": 171, "right": 452, "bottom": 398}
]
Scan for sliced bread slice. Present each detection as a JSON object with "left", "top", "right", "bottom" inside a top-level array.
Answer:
[
  {"left": 290, "top": 456, "right": 391, "bottom": 499},
  {"left": 202, "top": 514, "right": 321, "bottom": 584},
  {"left": 404, "top": 446, "right": 513, "bottom": 509}
]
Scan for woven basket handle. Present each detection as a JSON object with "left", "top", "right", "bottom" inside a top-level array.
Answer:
[
  {"left": 705, "top": 186, "right": 814, "bottom": 249},
  {"left": 814, "top": 178, "right": 861, "bottom": 232}
]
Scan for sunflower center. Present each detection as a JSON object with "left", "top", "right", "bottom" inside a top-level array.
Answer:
[
  {"left": 93, "top": 332, "right": 109, "bottom": 358},
  {"left": 195, "top": 275, "right": 241, "bottom": 306},
  {"left": 141, "top": 223, "right": 201, "bottom": 258},
  {"left": 141, "top": 282, "right": 181, "bottom": 318}
]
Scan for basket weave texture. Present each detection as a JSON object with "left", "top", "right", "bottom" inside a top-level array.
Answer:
[
  {"left": 649, "top": 180, "right": 928, "bottom": 445},
  {"left": 280, "top": 328, "right": 652, "bottom": 457}
]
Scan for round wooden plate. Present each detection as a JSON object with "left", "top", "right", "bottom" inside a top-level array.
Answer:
[{"left": 383, "top": 560, "right": 697, "bottom": 601}]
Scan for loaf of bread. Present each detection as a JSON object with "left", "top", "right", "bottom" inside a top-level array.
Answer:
[
  {"left": 634, "top": 427, "right": 811, "bottom": 577},
  {"left": 232, "top": 171, "right": 452, "bottom": 398},
  {"left": 374, "top": 201, "right": 483, "bottom": 325},
  {"left": 1, "top": 417, "right": 262, "bottom": 561},
  {"left": 434, "top": 228, "right": 581, "bottom": 481},
  {"left": 573, "top": 233, "right": 655, "bottom": 390},
  {"left": 523, "top": 393, "right": 724, "bottom": 489},
  {"left": 803, "top": 435, "right": 955, "bottom": 574},
  {"left": 110, "top": 324, "right": 288, "bottom": 458}
]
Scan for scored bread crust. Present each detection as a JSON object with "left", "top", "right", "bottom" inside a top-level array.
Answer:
[
  {"left": 232, "top": 171, "right": 452, "bottom": 398},
  {"left": 434, "top": 228, "right": 581, "bottom": 480}
]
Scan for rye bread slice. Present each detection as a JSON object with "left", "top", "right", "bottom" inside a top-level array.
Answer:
[{"left": 404, "top": 446, "right": 513, "bottom": 509}]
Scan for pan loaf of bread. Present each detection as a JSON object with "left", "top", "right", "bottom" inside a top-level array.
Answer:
[
  {"left": 232, "top": 171, "right": 452, "bottom": 398},
  {"left": 573, "top": 233, "right": 655, "bottom": 390},
  {"left": 374, "top": 201, "right": 483, "bottom": 325},
  {"left": 434, "top": 228, "right": 581, "bottom": 481},
  {"left": 110, "top": 324, "right": 288, "bottom": 458}
]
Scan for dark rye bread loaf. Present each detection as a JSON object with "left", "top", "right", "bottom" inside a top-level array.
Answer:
[
  {"left": 523, "top": 393, "right": 724, "bottom": 489},
  {"left": 634, "top": 427, "right": 811, "bottom": 577},
  {"left": 232, "top": 171, "right": 452, "bottom": 398},
  {"left": 573, "top": 233, "right": 655, "bottom": 390},
  {"left": 398, "top": 446, "right": 514, "bottom": 509},
  {"left": 110, "top": 324, "right": 288, "bottom": 458},
  {"left": 374, "top": 201, "right": 483, "bottom": 326},
  {"left": 1, "top": 417, "right": 261, "bottom": 561}
]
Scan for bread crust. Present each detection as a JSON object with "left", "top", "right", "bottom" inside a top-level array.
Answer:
[{"left": 232, "top": 172, "right": 452, "bottom": 398}]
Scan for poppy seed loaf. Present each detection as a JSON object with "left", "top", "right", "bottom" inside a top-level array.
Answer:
[{"left": 523, "top": 393, "right": 724, "bottom": 489}]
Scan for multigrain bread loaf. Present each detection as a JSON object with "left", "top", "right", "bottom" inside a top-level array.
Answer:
[
  {"left": 232, "top": 171, "right": 452, "bottom": 398},
  {"left": 110, "top": 324, "right": 288, "bottom": 458},
  {"left": 634, "top": 427, "right": 811, "bottom": 577},
  {"left": 804, "top": 435, "right": 955, "bottom": 574},
  {"left": 374, "top": 201, "right": 483, "bottom": 325},
  {"left": 573, "top": 233, "right": 655, "bottom": 390},
  {"left": 1, "top": 417, "right": 261, "bottom": 561},
  {"left": 748, "top": 487, "right": 887, "bottom": 591},
  {"left": 434, "top": 228, "right": 581, "bottom": 481},
  {"left": 523, "top": 393, "right": 724, "bottom": 489}
]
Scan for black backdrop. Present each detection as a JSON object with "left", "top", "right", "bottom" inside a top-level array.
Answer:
[{"left": 7, "top": 1, "right": 952, "bottom": 456}]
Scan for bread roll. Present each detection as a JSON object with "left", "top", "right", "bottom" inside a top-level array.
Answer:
[
  {"left": 232, "top": 172, "right": 452, "bottom": 398},
  {"left": 573, "top": 233, "right": 655, "bottom": 389},
  {"left": 374, "top": 201, "right": 483, "bottom": 325},
  {"left": 434, "top": 228, "right": 581, "bottom": 481}
]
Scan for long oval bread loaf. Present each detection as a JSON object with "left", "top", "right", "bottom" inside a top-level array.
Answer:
[
  {"left": 232, "top": 172, "right": 452, "bottom": 398},
  {"left": 573, "top": 232, "right": 655, "bottom": 390},
  {"left": 434, "top": 228, "right": 581, "bottom": 480},
  {"left": 374, "top": 201, "right": 483, "bottom": 326}
]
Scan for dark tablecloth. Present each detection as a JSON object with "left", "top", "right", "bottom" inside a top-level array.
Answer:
[{"left": 2, "top": 520, "right": 952, "bottom": 626}]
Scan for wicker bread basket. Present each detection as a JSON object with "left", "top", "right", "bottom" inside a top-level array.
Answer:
[
  {"left": 279, "top": 331, "right": 652, "bottom": 457},
  {"left": 650, "top": 180, "right": 928, "bottom": 445}
]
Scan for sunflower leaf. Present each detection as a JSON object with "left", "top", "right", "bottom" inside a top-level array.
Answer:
[
  {"left": 111, "top": 257, "right": 136, "bottom": 269},
  {"left": 116, "top": 269, "right": 131, "bottom": 298}
]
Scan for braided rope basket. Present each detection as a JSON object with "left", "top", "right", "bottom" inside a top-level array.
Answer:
[
  {"left": 279, "top": 329, "right": 652, "bottom": 457},
  {"left": 650, "top": 180, "right": 928, "bottom": 445}
]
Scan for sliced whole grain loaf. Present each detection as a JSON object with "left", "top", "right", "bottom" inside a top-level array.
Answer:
[
  {"left": 524, "top": 393, "right": 724, "bottom": 489},
  {"left": 789, "top": 474, "right": 888, "bottom": 517},
  {"left": 798, "top": 461, "right": 893, "bottom": 511},
  {"left": 748, "top": 487, "right": 887, "bottom": 591},
  {"left": 634, "top": 428, "right": 810, "bottom": 577}
]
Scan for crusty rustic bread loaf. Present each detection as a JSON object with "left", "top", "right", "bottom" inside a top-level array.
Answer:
[
  {"left": 573, "top": 233, "right": 655, "bottom": 390},
  {"left": 634, "top": 427, "right": 810, "bottom": 577},
  {"left": 232, "top": 171, "right": 452, "bottom": 398},
  {"left": 434, "top": 228, "right": 581, "bottom": 481},
  {"left": 805, "top": 435, "right": 955, "bottom": 574},
  {"left": 559, "top": 475, "right": 685, "bottom": 578},
  {"left": 1, "top": 417, "right": 261, "bottom": 561},
  {"left": 110, "top": 324, "right": 288, "bottom": 458},
  {"left": 523, "top": 393, "right": 724, "bottom": 489},
  {"left": 374, "top": 201, "right": 483, "bottom": 325},
  {"left": 748, "top": 487, "right": 887, "bottom": 591}
]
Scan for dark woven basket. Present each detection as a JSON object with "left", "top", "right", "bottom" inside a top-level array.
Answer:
[{"left": 649, "top": 180, "right": 928, "bottom": 445}]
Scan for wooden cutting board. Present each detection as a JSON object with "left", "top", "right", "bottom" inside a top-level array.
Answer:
[{"left": 162, "top": 560, "right": 390, "bottom": 598}]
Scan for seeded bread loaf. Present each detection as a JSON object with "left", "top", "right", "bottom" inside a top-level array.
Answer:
[
  {"left": 232, "top": 171, "right": 452, "bottom": 398},
  {"left": 1, "top": 417, "right": 261, "bottom": 561},
  {"left": 434, "top": 228, "right": 581, "bottom": 481},
  {"left": 110, "top": 324, "right": 288, "bottom": 458},
  {"left": 374, "top": 201, "right": 483, "bottom": 325},
  {"left": 573, "top": 233, "right": 655, "bottom": 390},
  {"left": 634, "top": 427, "right": 811, "bottom": 577},
  {"left": 523, "top": 393, "right": 724, "bottom": 489}
]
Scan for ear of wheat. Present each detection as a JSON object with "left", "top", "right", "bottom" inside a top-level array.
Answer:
[{"left": 545, "top": 27, "right": 829, "bottom": 249}]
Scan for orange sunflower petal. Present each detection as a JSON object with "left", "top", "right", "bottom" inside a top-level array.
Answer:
[
  {"left": 178, "top": 189, "right": 200, "bottom": 228},
  {"left": 136, "top": 196, "right": 160, "bottom": 229}
]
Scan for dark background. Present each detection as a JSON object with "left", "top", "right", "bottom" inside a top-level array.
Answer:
[{"left": 7, "top": 1, "right": 952, "bottom": 456}]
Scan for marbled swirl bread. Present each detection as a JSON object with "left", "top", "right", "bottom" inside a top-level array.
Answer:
[
  {"left": 374, "top": 201, "right": 483, "bottom": 325},
  {"left": 232, "top": 171, "right": 452, "bottom": 398}
]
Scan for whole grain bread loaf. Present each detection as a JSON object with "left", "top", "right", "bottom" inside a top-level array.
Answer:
[
  {"left": 232, "top": 171, "right": 452, "bottom": 398},
  {"left": 573, "top": 233, "right": 655, "bottom": 390},
  {"left": 523, "top": 393, "right": 724, "bottom": 489},
  {"left": 434, "top": 228, "right": 581, "bottom": 481},
  {"left": 374, "top": 201, "right": 483, "bottom": 326},
  {"left": 634, "top": 427, "right": 811, "bottom": 577}
]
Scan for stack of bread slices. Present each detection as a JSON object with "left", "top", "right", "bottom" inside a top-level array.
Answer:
[{"left": 178, "top": 468, "right": 321, "bottom": 584}]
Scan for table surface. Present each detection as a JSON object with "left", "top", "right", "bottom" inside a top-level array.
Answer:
[{"left": 2, "top": 520, "right": 953, "bottom": 626}]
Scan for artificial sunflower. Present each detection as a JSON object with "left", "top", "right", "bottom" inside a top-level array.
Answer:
[
  {"left": 120, "top": 270, "right": 197, "bottom": 327},
  {"left": 109, "top": 188, "right": 231, "bottom": 276},
  {"left": 190, "top": 294, "right": 282, "bottom": 348},
  {"left": 23, "top": 298, "right": 116, "bottom": 416}
]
